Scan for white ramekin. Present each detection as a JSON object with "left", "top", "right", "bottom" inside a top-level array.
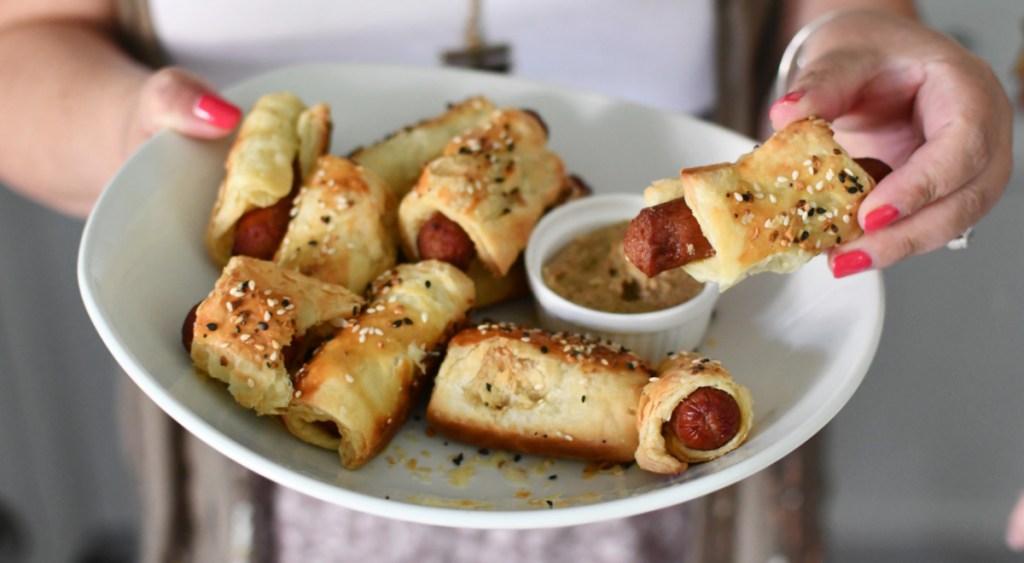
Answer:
[{"left": 524, "top": 193, "right": 719, "bottom": 363}]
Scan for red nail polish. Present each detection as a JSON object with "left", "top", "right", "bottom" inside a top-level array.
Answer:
[
  {"left": 863, "top": 205, "right": 900, "bottom": 233},
  {"left": 774, "top": 90, "right": 805, "bottom": 106},
  {"left": 194, "top": 94, "right": 241, "bottom": 129},
  {"left": 832, "top": 250, "right": 873, "bottom": 278}
]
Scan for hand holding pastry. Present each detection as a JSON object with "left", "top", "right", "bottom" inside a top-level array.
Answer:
[{"left": 770, "top": 10, "right": 1012, "bottom": 277}]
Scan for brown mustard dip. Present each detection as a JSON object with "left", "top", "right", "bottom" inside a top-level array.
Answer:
[{"left": 542, "top": 221, "right": 703, "bottom": 314}]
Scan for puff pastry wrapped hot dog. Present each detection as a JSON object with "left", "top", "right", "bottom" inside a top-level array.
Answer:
[
  {"left": 427, "top": 323, "right": 652, "bottom": 462},
  {"left": 206, "top": 92, "right": 331, "bottom": 266},
  {"left": 283, "top": 260, "right": 474, "bottom": 469},
  {"left": 398, "top": 108, "right": 569, "bottom": 307},
  {"left": 635, "top": 352, "right": 754, "bottom": 475},
  {"left": 274, "top": 155, "right": 398, "bottom": 293},
  {"left": 625, "top": 118, "right": 889, "bottom": 290},
  {"left": 187, "top": 256, "right": 363, "bottom": 415},
  {"left": 350, "top": 96, "right": 498, "bottom": 199}
]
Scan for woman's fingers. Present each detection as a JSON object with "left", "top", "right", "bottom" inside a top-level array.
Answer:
[
  {"left": 1009, "top": 490, "right": 1024, "bottom": 551},
  {"left": 768, "top": 11, "right": 1013, "bottom": 277},
  {"left": 134, "top": 67, "right": 241, "bottom": 142},
  {"left": 828, "top": 170, "right": 1002, "bottom": 276}
]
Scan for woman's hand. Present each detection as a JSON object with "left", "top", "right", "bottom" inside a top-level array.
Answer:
[
  {"left": 768, "top": 10, "right": 1013, "bottom": 278},
  {"left": 0, "top": 4, "right": 242, "bottom": 218}
]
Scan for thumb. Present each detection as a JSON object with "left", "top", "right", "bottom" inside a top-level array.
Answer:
[
  {"left": 768, "top": 48, "right": 881, "bottom": 131},
  {"left": 136, "top": 67, "right": 241, "bottom": 140}
]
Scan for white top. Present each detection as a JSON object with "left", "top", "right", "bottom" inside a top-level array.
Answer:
[{"left": 151, "top": 0, "right": 716, "bottom": 115}]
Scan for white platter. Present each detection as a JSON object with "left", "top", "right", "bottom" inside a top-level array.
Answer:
[{"left": 78, "top": 62, "right": 883, "bottom": 529}]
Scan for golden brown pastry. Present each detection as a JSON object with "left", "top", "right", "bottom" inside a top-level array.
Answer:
[
  {"left": 350, "top": 96, "right": 498, "bottom": 198},
  {"left": 641, "top": 118, "right": 878, "bottom": 290},
  {"left": 398, "top": 108, "right": 567, "bottom": 306},
  {"left": 189, "top": 256, "right": 364, "bottom": 415},
  {"left": 274, "top": 155, "right": 398, "bottom": 294},
  {"left": 205, "top": 93, "right": 331, "bottom": 266},
  {"left": 283, "top": 260, "right": 475, "bottom": 469},
  {"left": 427, "top": 323, "right": 652, "bottom": 462},
  {"left": 635, "top": 352, "right": 754, "bottom": 475}
]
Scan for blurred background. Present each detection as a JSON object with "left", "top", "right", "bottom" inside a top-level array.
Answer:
[{"left": 0, "top": 1, "right": 1020, "bottom": 562}]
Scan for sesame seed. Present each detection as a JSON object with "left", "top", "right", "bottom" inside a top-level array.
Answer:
[
  {"left": 247, "top": 379, "right": 254, "bottom": 388},
  {"left": 733, "top": 192, "right": 743, "bottom": 202},
  {"left": 240, "top": 334, "right": 251, "bottom": 342},
  {"left": 791, "top": 170, "right": 799, "bottom": 180},
  {"left": 345, "top": 374, "right": 354, "bottom": 383},
  {"left": 769, "top": 194, "right": 777, "bottom": 203}
]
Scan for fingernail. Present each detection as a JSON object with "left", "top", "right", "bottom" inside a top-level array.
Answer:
[
  {"left": 193, "top": 94, "right": 241, "bottom": 129},
  {"left": 832, "top": 250, "right": 873, "bottom": 278},
  {"left": 773, "top": 90, "right": 805, "bottom": 107},
  {"left": 863, "top": 205, "right": 901, "bottom": 233}
]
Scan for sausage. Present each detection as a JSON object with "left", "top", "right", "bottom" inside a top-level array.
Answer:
[
  {"left": 853, "top": 157, "right": 892, "bottom": 183},
  {"left": 623, "top": 157, "right": 891, "bottom": 278},
  {"left": 182, "top": 302, "right": 200, "bottom": 353},
  {"left": 521, "top": 108, "right": 549, "bottom": 139},
  {"left": 623, "top": 198, "right": 715, "bottom": 278},
  {"left": 416, "top": 211, "right": 476, "bottom": 271},
  {"left": 231, "top": 159, "right": 303, "bottom": 260},
  {"left": 668, "top": 386, "right": 741, "bottom": 451},
  {"left": 231, "top": 193, "right": 294, "bottom": 259},
  {"left": 551, "top": 173, "right": 593, "bottom": 208}
]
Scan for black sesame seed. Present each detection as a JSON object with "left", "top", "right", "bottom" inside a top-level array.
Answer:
[
  {"left": 546, "top": 500, "right": 553, "bottom": 508},
  {"left": 486, "top": 383, "right": 492, "bottom": 392},
  {"left": 548, "top": 475, "right": 558, "bottom": 480},
  {"left": 514, "top": 454, "right": 522, "bottom": 462},
  {"left": 282, "top": 299, "right": 291, "bottom": 307},
  {"left": 846, "top": 187, "right": 859, "bottom": 194},
  {"left": 816, "top": 207, "right": 826, "bottom": 215},
  {"left": 801, "top": 231, "right": 809, "bottom": 241},
  {"left": 425, "top": 280, "right": 431, "bottom": 288},
  {"left": 836, "top": 236, "right": 842, "bottom": 244},
  {"left": 477, "top": 448, "right": 490, "bottom": 456},
  {"left": 320, "top": 215, "right": 331, "bottom": 224},
  {"left": 308, "top": 240, "right": 317, "bottom": 247},
  {"left": 257, "top": 322, "right": 269, "bottom": 331},
  {"left": 403, "top": 317, "right": 413, "bottom": 325},
  {"left": 540, "top": 345, "right": 548, "bottom": 354},
  {"left": 206, "top": 323, "right": 218, "bottom": 331},
  {"left": 392, "top": 320, "right": 404, "bottom": 328},
  {"left": 581, "top": 395, "right": 586, "bottom": 403},
  {"left": 626, "top": 362, "right": 635, "bottom": 370},
  {"left": 452, "top": 453, "right": 464, "bottom": 466},
  {"left": 838, "top": 171, "right": 847, "bottom": 182}
]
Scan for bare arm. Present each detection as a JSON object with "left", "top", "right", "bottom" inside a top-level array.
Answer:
[{"left": 0, "top": 1, "right": 238, "bottom": 217}]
